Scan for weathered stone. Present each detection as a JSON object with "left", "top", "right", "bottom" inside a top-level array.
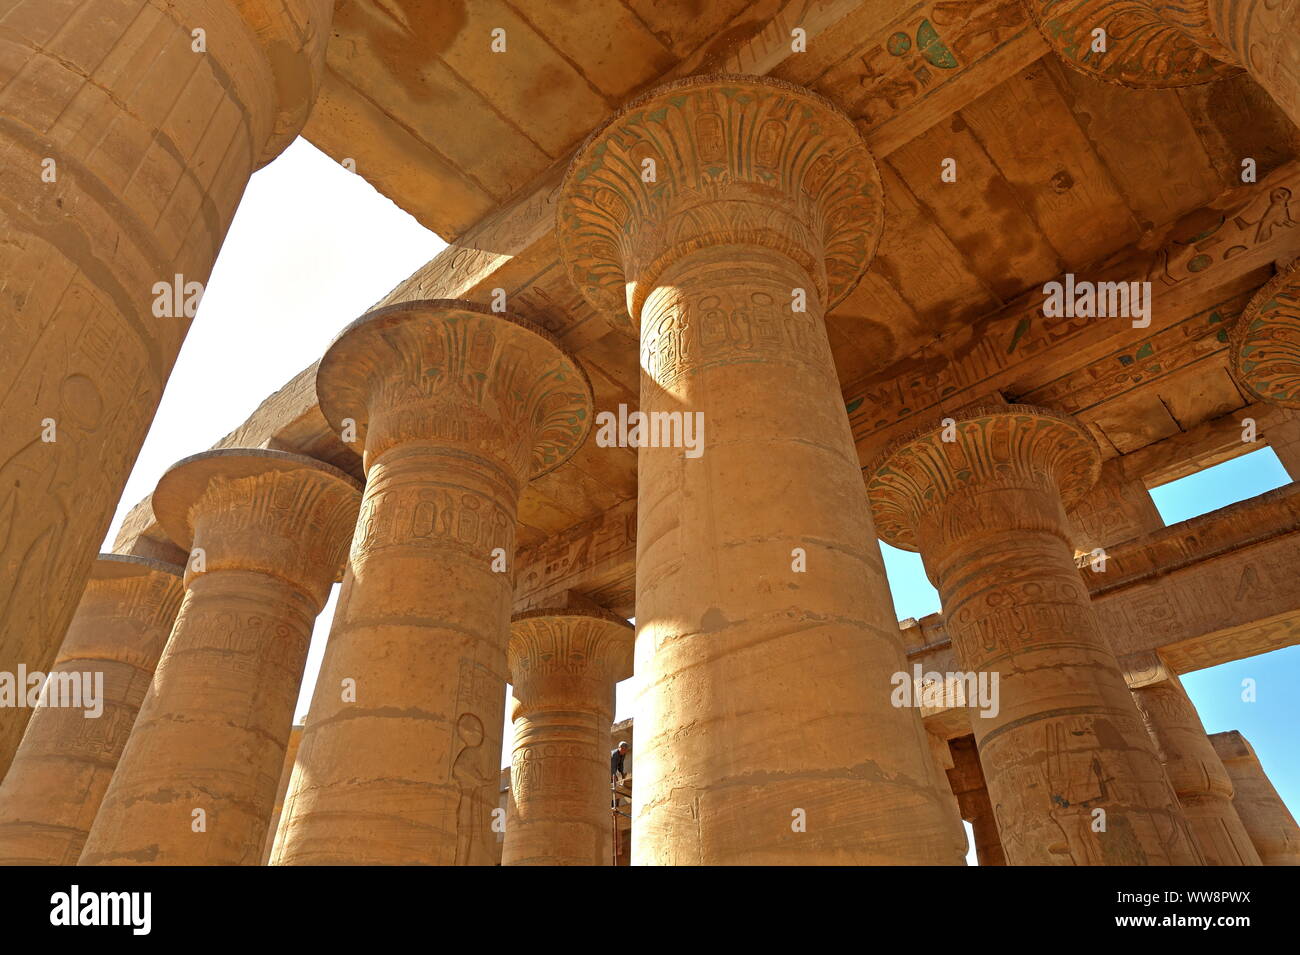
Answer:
[
  {"left": 0, "top": 555, "right": 183, "bottom": 865},
  {"left": 947, "top": 735, "right": 1006, "bottom": 867},
  {"left": 1133, "top": 676, "right": 1261, "bottom": 865},
  {"left": 1232, "top": 263, "right": 1300, "bottom": 408},
  {"left": 870, "top": 405, "right": 1201, "bottom": 865},
  {"left": 558, "top": 74, "right": 965, "bottom": 865},
  {"left": 1025, "top": 1, "right": 1300, "bottom": 128},
  {"left": 0, "top": 0, "right": 333, "bottom": 777},
  {"left": 271, "top": 300, "right": 592, "bottom": 865},
  {"left": 503, "top": 603, "right": 633, "bottom": 866},
  {"left": 80, "top": 450, "right": 359, "bottom": 865}
]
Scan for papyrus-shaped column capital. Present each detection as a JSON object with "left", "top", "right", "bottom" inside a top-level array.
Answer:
[
  {"left": 556, "top": 76, "right": 964, "bottom": 866},
  {"left": 1231, "top": 263, "right": 1300, "bottom": 408},
  {"left": 1023, "top": 1, "right": 1300, "bottom": 127},
  {"left": 80, "top": 450, "right": 360, "bottom": 866},
  {"left": 272, "top": 302, "right": 592, "bottom": 866},
  {"left": 869, "top": 404, "right": 1101, "bottom": 565},
  {"left": 557, "top": 74, "right": 885, "bottom": 332},
  {"left": 317, "top": 300, "right": 593, "bottom": 480},
  {"left": 870, "top": 405, "right": 1199, "bottom": 865},
  {"left": 1133, "top": 677, "right": 1262, "bottom": 865},
  {"left": 153, "top": 448, "right": 361, "bottom": 608},
  {"left": 1211, "top": 730, "right": 1300, "bottom": 864}
]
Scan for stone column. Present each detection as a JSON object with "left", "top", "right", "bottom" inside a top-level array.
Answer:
[
  {"left": 0, "top": 0, "right": 333, "bottom": 777},
  {"left": 1025, "top": 1, "right": 1300, "bottom": 127},
  {"left": 0, "top": 555, "right": 183, "bottom": 864},
  {"left": 1211, "top": 730, "right": 1300, "bottom": 864},
  {"left": 946, "top": 735, "right": 1006, "bottom": 867},
  {"left": 868, "top": 405, "right": 1201, "bottom": 865},
  {"left": 503, "top": 603, "right": 633, "bottom": 866},
  {"left": 271, "top": 300, "right": 593, "bottom": 866},
  {"left": 260, "top": 724, "right": 304, "bottom": 865},
  {"left": 557, "top": 75, "right": 965, "bottom": 865},
  {"left": 925, "top": 731, "right": 970, "bottom": 864},
  {"left": 79, "top": 449, "right": 359, "bottom": 865},
  {"left": 1132, "top": 675, "right": 1261, "bottom": 865}
]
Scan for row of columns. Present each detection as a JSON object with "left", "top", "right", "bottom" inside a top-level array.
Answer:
[
  {"left": 0, "top": 62, "right": 1297, "bottom": 864},
  {"left": 0, "top": 0, "right": 334, "bottom": 778}
]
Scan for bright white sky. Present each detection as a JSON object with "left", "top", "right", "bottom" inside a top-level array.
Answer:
[{"left": 101, "top": 138, "right": 641, "bottom": 773}]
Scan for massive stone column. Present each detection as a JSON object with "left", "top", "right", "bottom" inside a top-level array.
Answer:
[
  {"left": 79, "top": 449, "right": 359, "bottom": 865},
  {"left": 947, "top": 735, "right": 1006, "bottom": 867},
  {"left": 503, "top": 602, "right": 633, "bottom": 866},
  {"left": 1132, "top": 674, "right": 1261, "bottom": 865},
  {"left": 271, "top": 300, "right": 592, "bottom": 866},
  {"left": 260, "top": 723, "right": 304, "bottom": 865},
  {"left": 0, "top": 0, "right": 333, "bottom": 777},
  {"left": 557, "top": 75, "right": 965, "bottom": 865},
  {"left": 1024, "top": 0, "right": 1300, "bottom": 127},
  {"left": 1211, "top": 730, "right": 1300, "bottom": 864},
  {"left": 869, "top": 405, "right": 1201, "bottom": 865},
  {"left": 925, "top": 730, "right": 971, "bottom": 864},
  {"left": 0, "top": 555, "right": 183, "bottom": 865}
]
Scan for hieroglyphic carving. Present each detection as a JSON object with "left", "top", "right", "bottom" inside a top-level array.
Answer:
[
  {"left": 451, "top": 712, "right": 495, "bottom": 866},
  {"left": 869, "top": 404, "right": 1197, "bottom": 864},
  {"left": 514, "top": 498, "right": 637, "bottom": 611},
  {"left": 353, "top": 481, "right": 514, "bottom": 563},
  {"left": 0, "top": 555, "right": 184, "bottom": 864},
  {"left": 845, "top": 163, "right": 1300, "bottom": 453},
  {"left": 81, "top": 451, "right": 359, "bottom": 866},
  {"left": 317, "top": 301, "right": 593, "bottom": 478},
  {"left": 1028, "top": 0, "right": 1300, "bottom": 130},
  {"left": 0, "top": 0, "right": 337, "bottom": 777},
  {"left": 1231, "top": 263, "right": 1300, "bottom": 407},
  {"left": 1024, "top": 296, "right": 1247, "bottom": 414},
  {"left": 641, "top": 258, "right": 838, "bottom": 389},
  {"left": 851, "top": 0, "right": 1027, "bottom": 124},
  {"left": 151, "top": 450, "right": 362, "bottom": 605}
]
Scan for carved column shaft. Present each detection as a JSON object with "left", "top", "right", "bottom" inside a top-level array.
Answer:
[
  {"left": 871, "top": 407, "right": 1200, "bottom": 865},
  {"left": 80, "top": 450, "right": 359, "bottom": 865},
  {"left": 0, "top": 0, "right": 333, "bottom": 776},
  {"left": 278, "top": 448, "right": 517, "bottom": 866},
  {"left": 1211, "top": 730, "right": 1300, "bottom": 865},
  {"left": 925, "top": 730, "right": 970, "bottom": 863},
  {"left": 272, "top": 301, "right": 592, "bottom": 866},
  {"left": 1133, "top": 676, "right": 1262, "bottom": 865},
  {"left": 503, "top": 608, "right": 632, "bottom": 866},
  {"left": 0, "top": 555, "right": 183, "bottom": 864},
  {"left": 558, "top": 75, "right": 965, "bottom": 865}
]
